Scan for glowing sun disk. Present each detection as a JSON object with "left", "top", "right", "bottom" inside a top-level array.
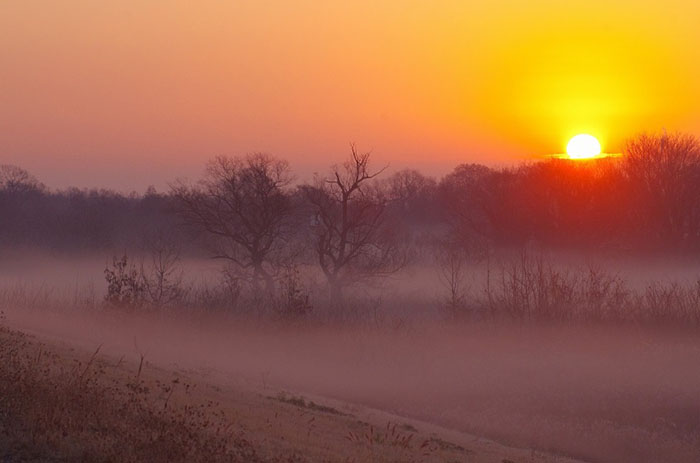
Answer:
[{"left": 566, "top": 134, "right": 602, "bottom": 159}]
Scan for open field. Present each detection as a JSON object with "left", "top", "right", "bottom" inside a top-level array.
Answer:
[
  {"left": 0, "top": 314, "right": 585, "bottom": 463},
  {"left": 3, "top": 305, "right": 700, "bottom": 462}
]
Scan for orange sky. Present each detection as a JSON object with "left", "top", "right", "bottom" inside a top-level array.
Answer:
[{"left": 2, "top": 1, "right": 700, "bottom": 190}]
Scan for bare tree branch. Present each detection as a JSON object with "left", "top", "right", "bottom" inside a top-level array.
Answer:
[
  {"left": 171, "top": 153, "right": 294, "bottom": 294},
  {"left": 302, "top": 146, "right": 405, "bottom": 308}
]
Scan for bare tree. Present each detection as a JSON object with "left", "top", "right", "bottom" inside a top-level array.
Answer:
[
  {"left": 385, "top": 169, "right": 436, "bottom": 205},
  {"left": 172, "top": 154, "right": 293, "bottom": 294},
  {"left": 622, "top": 132, "right": 700, "bottom": 245},
  {"left": 302, "top": 145, "right": 405, "bottom": 307},
  {"left": 140, "top": 231, "right": 185, "bottom": 309},
  {"left": 384, "top": 168, "right": 438, "bottom": 225},
  {"left": 437, "top": 163, "right": 501, "bottom": 252},
  {"left": 436, "top": 240, "right": 470, "bottom": 320},
  {"left": 0, "top": 165, "right": 42, "bottom": 194}
]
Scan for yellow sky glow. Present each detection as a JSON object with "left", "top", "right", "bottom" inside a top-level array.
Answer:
[{"left": 1, "top": 1, "right": 699, "bottom": 189}]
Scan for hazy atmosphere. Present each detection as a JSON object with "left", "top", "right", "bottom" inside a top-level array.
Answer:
[{"left": 2, "top": 2, "right": 700, "bottom": 463}]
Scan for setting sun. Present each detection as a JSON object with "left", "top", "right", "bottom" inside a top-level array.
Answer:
[{"left": 566, "top": 134, "right": 602, "bottom": 159}]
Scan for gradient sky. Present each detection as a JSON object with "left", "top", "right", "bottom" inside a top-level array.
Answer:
[{"left": 2, "top": 1, "right": 700, "bottom": 191}]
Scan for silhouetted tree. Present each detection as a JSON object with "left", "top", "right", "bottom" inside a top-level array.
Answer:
[
  {"left": 0, "top": 165, "right": 45, "bottom": 246},
  {"left": 438, "top": 163, "right": 506, "bottom": 246},
  {"left": 0, "top": 165, "right": 43, "bottom": 194},
  {"left": 302, "top": 146, "right": 405, "bottom": 308},
  {"left": 385, "top": 169, "right": 439, "bottom": 222},
  {"left": 622, "top": 132, "right": 700, "bottom": 246},
  {"left": 513, "top": 159, "right": 619, "bottom": 246},
  {"left": 172, "top": 154, "right": 294, "bottom": 293},
  {"left": 139, "top": 230, "right": 185, "bottom": 309},
  {"left": 385, "top": 169, "right": 436, "bottom": 207}
]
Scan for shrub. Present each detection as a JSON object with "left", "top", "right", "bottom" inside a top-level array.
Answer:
[
  {"left": 274, "top": 266, "right": 312, "bottom": 321},
  {"left": 104, "top": 254, "right": 145, "bottom": 310}
]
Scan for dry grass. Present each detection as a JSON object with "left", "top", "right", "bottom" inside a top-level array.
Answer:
[
  {"left": 476, "top": 251, "right": 700, "bottom": 326},
  {"left": 5, "top": 252, "right": 700, "bottom": 330},
  {"left": 272, "top": 393, "right": 348, "bottom": 416},
  {"left": 0, "top": 318, "right": 289, "bottom": 463},
  {"left": 2, "top": 314, "right": 565, "bottom": 463}
]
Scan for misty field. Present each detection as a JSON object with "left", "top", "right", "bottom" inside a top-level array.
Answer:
[
  {"left": 1, "top": 303, "right": 580, "bottom": 463},
  {"left": 2, "top": 252, "right": 700, "bottom": 463},
  {"left": 5, "top": 0, "right": 700, "bottom": 460},
  {"left": 3, "top": 133, "right": 700, "bottom": 462}
]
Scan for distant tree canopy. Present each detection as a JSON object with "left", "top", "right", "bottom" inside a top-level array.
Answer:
[
  {"left": 0, "top": 182, "right": 178, "bottom": 252},
  {"left": 0, "top": 165, "right": 43, "bottom": 194},
  {"left": 2, "top": 131, "right": 700, "bottom": 257},
  {"left": 622, "top": 132, "right": 700, "bottom": 242}
]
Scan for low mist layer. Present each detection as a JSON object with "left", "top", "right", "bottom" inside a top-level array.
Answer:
[{"left": 3, "top": 301, "right": 699, "bottom": 463}]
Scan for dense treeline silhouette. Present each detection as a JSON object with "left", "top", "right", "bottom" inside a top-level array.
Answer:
[
  {"left": 0, "top": 182, "right": 179, "bottom": 252},
  {"left": 441, "top": 132, "right": 700, "bottom": 251},
  {"left": 2, "top": 132, "right": 699, "bottom": 257}
]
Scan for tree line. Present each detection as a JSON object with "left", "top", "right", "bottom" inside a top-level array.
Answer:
[{"left": 2, "top": 132, "right": 700, "bottom": 305}]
